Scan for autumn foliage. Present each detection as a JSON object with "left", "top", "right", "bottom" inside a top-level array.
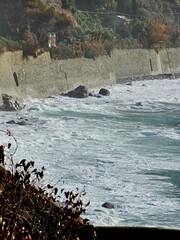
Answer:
[{"left": 146, "top": 19, "right": 174, "bottom": 47}]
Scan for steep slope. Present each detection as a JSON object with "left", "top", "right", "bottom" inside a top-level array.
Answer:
[{"left": 0, "top": 0, "right": 77, "bottom": 40}]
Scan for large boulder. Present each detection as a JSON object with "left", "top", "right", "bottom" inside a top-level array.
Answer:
[
  {"left": 99, "top": 88, "right": 110, "bottom": 96},
  {"left": 63, "top": 85, "right": 90, "bottom": 98},
  {"left": 0, "top": 94, "right": 25, "bottom": 111},
  {"left": 101, "top": 202, "right": 114, "bottom": 209}
]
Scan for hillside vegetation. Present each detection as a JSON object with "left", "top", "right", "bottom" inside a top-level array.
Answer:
[{"left": 0, "top": 0, "right": 180, "bottom": 58}]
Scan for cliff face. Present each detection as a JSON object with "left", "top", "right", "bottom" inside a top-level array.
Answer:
[
  {"left": 0, "top": 0, "right": 26, "bottom": 36},
  {"left": 0, "top": 0, "right": 179, "bottom": 39},
  {"left": 0, "top": 0, "right": 179, "bottom": 54},
  {"left": 0, "top": 0, "right": 76, "bottom": 39}
]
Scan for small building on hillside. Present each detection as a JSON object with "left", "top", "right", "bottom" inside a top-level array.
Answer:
[
  {"left": 48, "top": 33, "right": 57, "bottom": 48},
  {"left": 116, "top": 15, "right": 131, "bottom": 25}
]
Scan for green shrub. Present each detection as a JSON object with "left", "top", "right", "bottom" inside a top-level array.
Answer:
[{"left": 0, "top": 37, "right": 24, "bottom": 53}]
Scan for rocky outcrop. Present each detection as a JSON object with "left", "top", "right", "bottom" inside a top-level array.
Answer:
[
  {"left": 6, "top": 119, "right": 27, "bottom": 125},
  {"left": 0, "top": 94, "right": 25, "bottom": 111},
  {"left": 101, "top": 202, "right": 114, "bottom": 209},
  {"left": 63, "top": 85, "right": 90, "bottom": 98},
  {"left": 62, "top": 86, "right": 111, "bottom": 98},
  {"left": 99, "top": 88, "right": 110, "bottom": 96}
]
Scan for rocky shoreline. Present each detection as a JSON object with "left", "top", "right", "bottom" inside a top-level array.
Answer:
[
  {"left": 117, "top": 72, "right": 180, "bottom": 84},
  {"left": 0, "top": 71, "right": 179, "bottom": 112}
]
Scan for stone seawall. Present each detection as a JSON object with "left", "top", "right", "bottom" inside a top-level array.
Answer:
[{"left": 0, "top": 48, "right": 180, "bottom": 103}]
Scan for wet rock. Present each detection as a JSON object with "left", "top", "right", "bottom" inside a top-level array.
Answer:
[
  {"left": 99, "top": 88, "right": 110, "bottom": 96},
  {"left": 6, "top": 119, "right": 28, "bottom": 125},
  {"left": 6, "top": 117, "right": 45, "bottom": 126},
  {"left": 135, "top": 102, "right": 143, "bottom": 106},
  {"left": 126, "top": 82, "right": 132, "bottom": 86},
  {"left": 17, "top": 120, "right": 28, "bottom": 126},
  {"left": 63, "top": 85, "right": 89, "bottom": 98},
  {"left": 101, "top": 202, "right": 114, "bottom": 209},
  {"left": 90, "top": 93, "right": 102, "bottom": 98},
  {"left": 0, "top": 94, "right": 25, "bottom": 111},
  {"left": 6, "top": 120, "right": 16, "bottom": 124}
]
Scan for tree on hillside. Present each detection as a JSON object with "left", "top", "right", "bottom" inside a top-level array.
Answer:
[
  {"left": 117, "top": 0, "right": 138, "bottom": 13},
  {"left": 0, "top": 0, "right": 26, "bottom": 37},
  {"left": 75, "top": 0, "right": 117, "bottom": 12}
]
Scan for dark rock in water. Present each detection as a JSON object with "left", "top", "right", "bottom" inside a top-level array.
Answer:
[
  {"left": 90, "top": 93, "right": 102, "bottom": 98},
  {"left": 17, "top": 120, "right": 28, "bottom": 126},
  {"left": 0, "top": 94, "right": 25, "bottom": 111},
  {"left": 95, "top": 94, "right": 102, "bottom": 98},
  {"left": 135, "top": 102, "right": 143, "bottom": 106},
  {"left": 126, "top": 82, "right": 132, "bottom": 86},
  {"left": 47, "top": 96, "right": 55, "bottom": 99},
  {"left": 102, "top": 202, "right": 114, "bottom": 209},
  {"left": 6, "top": 119, "right": 28, "bottom": 126},
  {"left": 6, "top": 117, "right": 45, "bottom": 126},
  {"left": 63, "top": 85, "right": 89, "bottom": 98},
  {"left": 88, "top": 92, "right": 93, "bottom": 97},
  {"left": 89, "top": 91, "right": 102, "bottom": 98},
  {"left": 99, "top": 88, "right": 110, "bottom": 96},
  {"left": 6, "top": 120, "right": 16, "bottom": 124}
]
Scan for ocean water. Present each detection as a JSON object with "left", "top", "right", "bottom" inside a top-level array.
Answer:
[{"left": 0, "top": 78, "right": 180, "bottom": 228}]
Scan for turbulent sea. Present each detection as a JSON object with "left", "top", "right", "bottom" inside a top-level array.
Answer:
[{"left": 1, "top": 78, "right": 180, "bottom": 228}]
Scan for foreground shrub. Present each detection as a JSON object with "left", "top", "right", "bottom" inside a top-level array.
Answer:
[{"left": 0, "top": 130, "right": 94, "bottom": 239}]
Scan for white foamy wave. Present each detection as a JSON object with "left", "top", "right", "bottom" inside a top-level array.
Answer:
[{"left": 0, "top": 78, "right": 180, "bottom": 228}]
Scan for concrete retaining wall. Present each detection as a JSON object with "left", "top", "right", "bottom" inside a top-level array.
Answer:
[{"left": 0, "top": 47, "right": 180, "bottom": 102}]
